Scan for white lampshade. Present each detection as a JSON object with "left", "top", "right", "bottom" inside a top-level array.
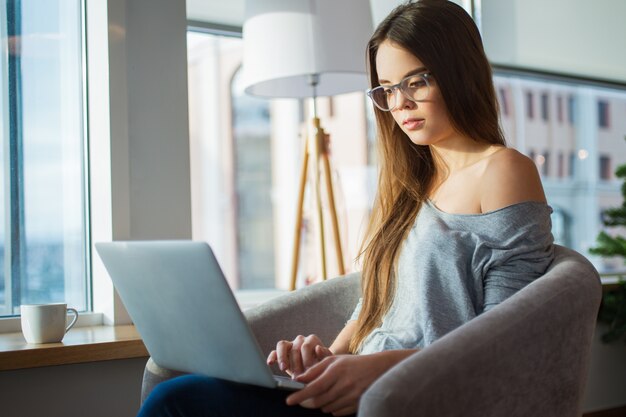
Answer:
[{"left": 241, "top": 0, "right": 373, "bottom": 98}]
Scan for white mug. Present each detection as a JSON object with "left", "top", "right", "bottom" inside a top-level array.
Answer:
[{"left": 20, "top": 303, "right": 79, "bottom": 344}]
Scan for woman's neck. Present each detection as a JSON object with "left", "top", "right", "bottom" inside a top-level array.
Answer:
[{"left": 430, "top": 141, "right": 502, "bottom": 174}]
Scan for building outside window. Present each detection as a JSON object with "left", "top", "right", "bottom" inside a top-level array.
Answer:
[
  {"left": 0, "top": 0, "right": 89, "bottom": 317},
  {"left": 495, "top": 74, "right": 626, "bottom": 270}
]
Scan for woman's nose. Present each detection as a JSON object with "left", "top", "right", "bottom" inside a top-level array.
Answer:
[{"left": 393, "top": 89, "right": 416, "bottom": 111}]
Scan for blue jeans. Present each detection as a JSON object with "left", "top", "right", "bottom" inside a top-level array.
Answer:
[{"left": 138, "top": 375, "right": 356, "bottom": 417}]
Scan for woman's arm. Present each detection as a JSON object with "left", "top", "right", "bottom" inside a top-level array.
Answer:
[
  {"left": 286, "top": 349, "right": 417, "bottom": 416},
  {"left": 329, "top": 319, "right": 358, "bottom": 354},
  {"left": 480, "top": 148, "right": 546, "bottom": 212}
]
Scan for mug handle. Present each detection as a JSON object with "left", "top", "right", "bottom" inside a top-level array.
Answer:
[{"left": 65, "top": 308, "right": 79, "bottom": 333}]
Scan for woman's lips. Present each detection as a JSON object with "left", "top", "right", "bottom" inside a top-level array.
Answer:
[{"left": 402, "top": 118, "right": 425, "bottom": 130}]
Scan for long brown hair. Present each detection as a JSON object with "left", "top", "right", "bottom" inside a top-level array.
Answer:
[{"left": 349, "top": 0, "right": 506, "bottom": 353}]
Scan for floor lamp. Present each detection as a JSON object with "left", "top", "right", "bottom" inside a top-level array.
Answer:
[{"left": 241, "top": 0, "right": 373, "bottom": 290}]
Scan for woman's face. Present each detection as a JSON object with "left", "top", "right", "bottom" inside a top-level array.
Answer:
[{"left": 375, "top": 40, "right": 457, "bottom": 147}]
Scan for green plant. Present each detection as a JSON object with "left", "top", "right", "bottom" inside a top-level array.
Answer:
[
  {"left": 594, "top": 282, "right": 626, "bottom": 343},
  {"left": 590, "top": 163, "right": 626, "bottom": 344}
]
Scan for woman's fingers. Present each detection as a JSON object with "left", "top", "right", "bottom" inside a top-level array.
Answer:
[
  {"left": 273, "top": 334, "right": 331, "bottom": 377},
  {"left": 289, "top": 335, "right": 306, "bottom": 376},
  {"left": 288, "top": 354, "right": 388, "bottom": 414},
  {"left": 315, "top": 345, "right": 333, "bottom": 360},
  {"left": 301, "top": 335, "right": 324, "bottom": 368},
  {"left": 266, "top": 350, "right": 277, "bottom": 365},
  {"left": 275, "top": 340, "right": 292, "bottom": 372},
  {"left": 286, "top": 358, "right": 336, "bottom": 406}
]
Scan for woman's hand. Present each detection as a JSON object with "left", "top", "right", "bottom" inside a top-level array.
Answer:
[
  {"left": 286, "top": 350, "right": 416, "bottom": 416},
  {"left": 266, "top": 334, "right": 333, "bottom": 378}
]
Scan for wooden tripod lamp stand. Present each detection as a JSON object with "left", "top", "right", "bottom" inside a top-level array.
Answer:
[
  {"left": 290, "top": 76, "right": 346, "bottom": 290},
  {"left": 241, "top": 0, "right": 373, "bottom": 290}
]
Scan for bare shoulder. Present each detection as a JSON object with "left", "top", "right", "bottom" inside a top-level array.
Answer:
[{"left": 480, "top": 148, "right": 547, "bottom": 213}]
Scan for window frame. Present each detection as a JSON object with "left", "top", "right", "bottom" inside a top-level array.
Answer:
[{"left": 2, "top": 0, "right": 196, "bottom": 332}]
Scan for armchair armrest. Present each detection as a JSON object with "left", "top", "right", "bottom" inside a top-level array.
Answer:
[{"left": 359, "top": 245, "right": 601, "bottom": 417}]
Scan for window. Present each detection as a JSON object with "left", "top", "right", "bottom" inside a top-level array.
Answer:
[
  {"left": 542, "top": 151, "right": 550, "bottom": 176},
  {"left": 494, "top": 72, "right": 626, "bottom": 274},
  {"left": 187, "top": 30, "right": 375, "bottom": 290},
  {"left": 568, "top": 95, "right": 576, "bottom": 124},
  {"left": 550, "top": 206, "right": 571, "bottom": 248},
  {"left": 499, "top": 87, "right": 509, "bottom": 116},
  {"left": 557, "top": 152, "right": 564, "bottom": 178},
  {"left": 569, "top": 151, "right": 576, "bottom": 178},
  {"left": 0, "top": 0, "right": 89, "bottom": 317},
  {"left": 525, "top": 91, "right": 534, "bottom": 119},
  {"left": 541, "top": 92, "right": 549, "bottom": 121},
  {"left": 598, "top": 100, "right": 610, "bottom": 129},
  {"left": 556, "top": 95, "right": 563, "bottom": 123},
  {"left": 599, "top": 155, "right": 612, "bottom": 181}
]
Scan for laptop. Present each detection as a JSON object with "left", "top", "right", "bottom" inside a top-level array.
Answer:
[{"left": 95, "top": 240, "right": 304, "bottom": 391}]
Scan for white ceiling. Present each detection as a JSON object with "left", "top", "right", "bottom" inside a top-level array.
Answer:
[{"left": 186, "top": 0, "right": 245, "bottom": 27}]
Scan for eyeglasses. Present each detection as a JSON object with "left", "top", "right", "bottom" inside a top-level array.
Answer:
[{"left": 367, "top": 72, "right": 432, "bottom": 112}]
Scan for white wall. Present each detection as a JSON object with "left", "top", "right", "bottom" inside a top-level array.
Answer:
[
  {"left": 0, "top": 358, "right": 147, "bottom": 417},
  {"left": 482, "top": 0, "right": 626, "bottom": 83},
  {"left": 89, "top": 0, "right": 192, "bottom": 325}
]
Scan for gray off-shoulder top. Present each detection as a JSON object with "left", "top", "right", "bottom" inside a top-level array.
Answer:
[{"left": 351, "top": 200, "right": 555, "bottom": 354}]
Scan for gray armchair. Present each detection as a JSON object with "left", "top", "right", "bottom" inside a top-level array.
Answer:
[{"left": 141, "top": 245, "right": 601, "bottom": 417}]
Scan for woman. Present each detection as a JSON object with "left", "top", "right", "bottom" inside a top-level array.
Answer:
[{"left": 138, "top": 1, "right": 554, "bottom": 416}]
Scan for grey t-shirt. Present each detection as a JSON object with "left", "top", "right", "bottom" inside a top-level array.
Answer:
[{"left": 351, "top": 200, "right": 555, "bottom": 354}]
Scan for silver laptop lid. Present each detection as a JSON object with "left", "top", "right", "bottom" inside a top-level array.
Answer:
[{"left": 95, "top": 240, "right": 278, "bottom": 388}]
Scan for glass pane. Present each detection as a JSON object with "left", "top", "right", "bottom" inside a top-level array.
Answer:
[
  {"left": 231, "top": 69, "right": 275, "bottom": 289},
  {"left": 0, "top": 0, "right": 88, "bottom": 316},
  {"left": 187, "top": 30, "right": 375, "bottom": 290}
]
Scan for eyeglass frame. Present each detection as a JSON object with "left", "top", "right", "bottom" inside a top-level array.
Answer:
[{"left": 366, "top": 72, "right": 433, "bottom": 112}]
